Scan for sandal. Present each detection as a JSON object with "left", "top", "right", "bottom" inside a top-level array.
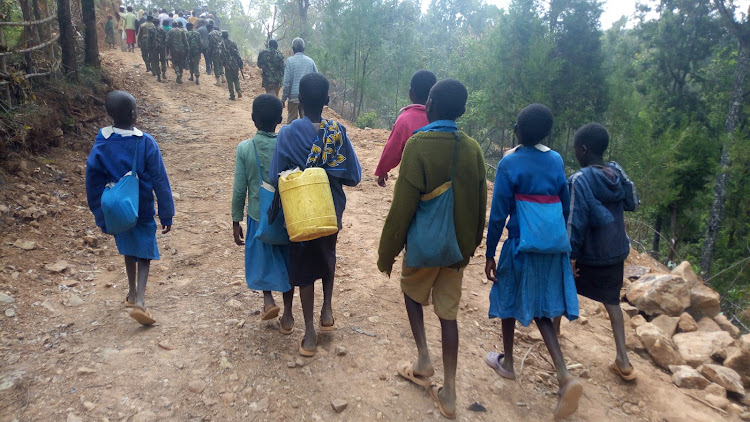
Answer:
[
  {"left": 397, "top": 361, "right": 432, "bottom": 388},
  {"left": 320, "top": 316, "right": 335, "bottom": 332},
  {"left": 485, "top": 352, "right": 516, "bottom": 380},
  {"left": 298, "top": 335, "right": 316, "bottom": 357},
  {"left": 261, "top": 305, "right": 280, "bottom": 321},
  {"left": 278, "top": 317, "right": 294, "bottom": 335},
  {"left": 553, "top": 378, "right": 583, "bottom": 420},
  {"left": 609, "top": 361, "right": 637, "bottom": 381},
  {"left": 428, "top": 384, "right": 456, "bottom": 419},
  {"left": 129, "top": 306, "right": 156, "bottom": 326}
]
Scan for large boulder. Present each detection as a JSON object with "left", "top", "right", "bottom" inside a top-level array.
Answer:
[
  {"left": 677, "top": 312, "right": 698, "bottom": 333},
  {"left": 651, "top": 315, "right": 679, "bottom": 337},
  {"left": 713, "top": 314, "right": 740, "bottom": 338},
  {"left": 671, "top": 261, "right": 701, "bottom": 287},
  {"left": 626, "top": 274, "right": 690, "bottom": 317},
  {"left": 687, "top": 284, "right": 721, "bottom": 318},
  {"left": 636, "top": 322, "right": 685, "bottom": 369},
  {"left": 724, "top": 334, "right": 750, "bottom": 388},
  {"left": 669, "top": 365, "right": 711, "bottom": 389},
  {"left": 697, "top": 317, "right": 722, "bottom": 332},
  {"left": 672, "top": 331, "right": 735, "bottom": 367},
  {"left": 699, "top": 364, "right": 745, "bottom": 395}
]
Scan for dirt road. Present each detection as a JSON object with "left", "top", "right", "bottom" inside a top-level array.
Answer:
[{"left": 0, "top": 49, "right": 732, "bottom": 421}]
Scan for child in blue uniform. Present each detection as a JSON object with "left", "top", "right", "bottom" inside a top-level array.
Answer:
[
  {"left": 567, "top": 123, "right": 639, "bottom": 381},
  {"left": 231, "top": 94, "right": 293, "bottom": 331},
  {"left": 86, "top": 90, "right": 174, "bottom": 326},
  {"left": 484, "top": 104, "right": 581, "bottom": 419}
]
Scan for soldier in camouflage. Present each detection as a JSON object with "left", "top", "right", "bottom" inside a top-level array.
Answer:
[
  {"left": 219, "top": 30, "right": 242, "bottom": 100},
  {"left": 148, "top": 19, "right": 168, "bottom": 82},
  {"left": 137, "top": 15, "right": 155, "bottom": 72},
  {"left": 208, "top": 26, "right": 224, "bottom": 86},
  {"left": 256, "top": 39, "right": 285, "bottom": 97},
  {"left": 166, "top": 20, "right": 190, "bottom": 84},
  {"left": 185, "top": 22, "right": 202, "bottom": 85}
]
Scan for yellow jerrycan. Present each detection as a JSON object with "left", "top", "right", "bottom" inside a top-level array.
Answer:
[{"left": 278, "top": 167, "right": 339, "bottom": 242}]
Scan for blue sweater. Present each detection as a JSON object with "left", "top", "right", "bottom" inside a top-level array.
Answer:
[
  {"left": 486, "top": 145, "right": 570, "bottom": 258},
  {"left": 86, "top": 127, "right": 174, "bottom": 233},
  {"left": 567, "top": 162, "right": 638, "bottom": 265}
]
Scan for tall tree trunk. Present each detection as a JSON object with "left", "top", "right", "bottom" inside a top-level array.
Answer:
[
  {"left": 700, "top": 40, "right": 749, "bottom": 276},
  {"left": 20, "top": 0, "right": 39, "bottom": 74},
  {"left": 81, "top": 0, "right": 99, "bottom": 66},
  {"left": 32, "top": 0, "right": 53, "bottom": 61},
  {"left": 57, "top": 0, "right": 78, "bottom": 80},
  {"left": 652, "top": 214, "right": 663, "bottom": 258}
]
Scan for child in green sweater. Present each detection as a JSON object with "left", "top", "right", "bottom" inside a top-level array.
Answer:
[{"left": 378, "top": 79, "right": 487, "bottom": 420}]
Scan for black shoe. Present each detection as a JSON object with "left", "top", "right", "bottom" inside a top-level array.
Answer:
[
  {"left": 229, "top": 96, "right": 235, "bottom": 101},
  {"left": 188, "top": 76, "right": 194, "bottom": 81},
  {"left": 195, "top": 77, "right": 200, "bottom": 85},
  {"left": 237, "top": 92, "right": 242, "bottom": 98}
]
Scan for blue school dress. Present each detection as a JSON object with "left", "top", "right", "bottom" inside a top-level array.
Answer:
[
  {"left": 86, "top": 127, "right": 174, "bottom": 260},
  {"left": 232, "top": 133, "right": 291, "bottom": 293},
  {"left": 485, "top": 145, "right": 579, "bottom": 326}
]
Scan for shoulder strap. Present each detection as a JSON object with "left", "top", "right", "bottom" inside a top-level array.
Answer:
[
  {"left": 450, "top": 132, "right": 460, "bottom": 181},
  {"left": 131, "top": 137, "right": 140, "bottom": 175},
  {"left": 251, "top": 139, "right": 264, "bottom": 186}
]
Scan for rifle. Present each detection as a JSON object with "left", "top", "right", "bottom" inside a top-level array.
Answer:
[{"left": 238, "top": 55, "right": 245, "bottom": 80}]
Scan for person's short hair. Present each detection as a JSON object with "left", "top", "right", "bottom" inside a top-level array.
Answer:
[
  {"left": 120, "top": 6, "right": 125, "bottom": 12},
  {"left": 515, "top": 104, "right": 554, "bottom": 146},
  {"left": 176, "top": 21, "right": 183, "bottom": 28},
  {"left": 146, "top": 15, "right": 153, "bottom": 21},
  {"left": 410, "top": 70, "right": 437, "bottom": 103},
  {"left": 574, "top": 123, "right": 609, "bottom": 155},
  {"left": 299, "top": 73, "right": 329, "bottom": 109},
  {"left": 105, "top": 90, "right": 136, "bottom": 124},
  {"left": 127, "top": 6, "right": 133, "bottom": 12},
  {"left": 168, "top": 12, "right": 173, "bottom": 17},
  {"left": 162, "top": 20, "right": 169, "bottom": 27},
  {"left": 221, "top": 30, "right": 228, "bottom": 38},
  {"left": 268, "top": 39, "right": 278, "bottom": 49},
  {"left": 428, "top": 79, "right": 468, "bottom": 121},
  {"left": 161, "top": 8, "right": 167, "bottom": 13},
  {"left": 206, "top": 24, "right": 214, "bottom": 31},
  {"left": 253, "top": 94, "right": 283, "bottom": 128},
  {"left": 292, "top": 38, "right": 305, "bottom": 52},
  {"left": 186, "top": 22, "right": 193, "bottom": 30}
]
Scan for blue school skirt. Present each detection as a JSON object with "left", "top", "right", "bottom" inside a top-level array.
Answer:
[
  {"left": 114, "top": 218, "right": 160, "bottom": 260},
  {"left": 489, "top": 237, "right": 579, "bottom": 326},
  {"left": 245, "top": 217, "right": 291, "bottom": 292}
]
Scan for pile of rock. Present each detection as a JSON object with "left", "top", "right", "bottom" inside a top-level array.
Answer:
[{"left": 623, "top": 259, "right": 748, "bottom": 412}]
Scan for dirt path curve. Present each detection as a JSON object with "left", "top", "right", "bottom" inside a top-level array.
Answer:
[{"left": 0, "top": 49, "right": 731, "bottom": 422}]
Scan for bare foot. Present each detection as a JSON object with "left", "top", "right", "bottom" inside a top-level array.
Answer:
[
  {"left": 413, "top": 358, "right": 435, "bottom": 378},
  {"left": 438, "top": 386, "right": 457, "bottom": 417},
  {"left": 280, "top": 312, "right": 294, "bottom": 332},
  {"left": 302, "top": 328, "right": 316, "bottom": 350},
  {"left": 320, "top": 306, "right": 333, "bottom": 328}
]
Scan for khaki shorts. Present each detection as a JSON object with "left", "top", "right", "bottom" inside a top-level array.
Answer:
[{"left": 400, "top": 261, "right": 463, "bottom": 320}]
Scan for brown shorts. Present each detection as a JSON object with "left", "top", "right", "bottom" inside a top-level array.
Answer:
[{"left": 400, "top": 261, "right": 463, "bottom": 320}]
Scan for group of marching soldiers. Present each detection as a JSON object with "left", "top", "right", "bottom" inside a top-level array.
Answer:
[{"left": 136, "top": 15, "right": 244, "bottom": 100}]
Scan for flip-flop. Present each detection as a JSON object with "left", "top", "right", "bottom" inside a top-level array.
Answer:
[
  {"left": 129, "top": 306, "right": 156, "bottom": 326},
  {"left": 397, "top": 361, "right": 432, "bottom": 388},
  {"left": 298, "top": 335, "right": 316, "bottom": 357},
  {"left": 320, "top": 316, "right": 335, "bottom": 332},
  {"left": 124, "top": 294, "right": 136, "bottom": 308},
  {"left": 553, "top": 378, "right": 583, "bottom": 420},
  {"left": 278, "top": 317, "right": 294, "bottom": 335},
  {"left": 609, "top": 361, "right": 637, "bottom": 381},
  {"left": 260, "top": 305, "right": 280, "bottom": 321},
  {"left": 428, "top": 384, "right": 456, "bottom": 420},
  {"left": 485, "top": 352, "right": 516, "bottom": 380}
]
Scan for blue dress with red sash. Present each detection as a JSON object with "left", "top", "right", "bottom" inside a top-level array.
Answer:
[{"left": 485, "top": 145, "right": 579, "bottom": 326}]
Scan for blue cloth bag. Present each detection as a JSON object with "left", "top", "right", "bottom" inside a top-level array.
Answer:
[
  {"left": 101, "top": 139, "right": 140, "bottom": 235},
  {"left": 405, "top": 132, "right": 464, "bottom": 268},
  {"left": 515, "top": 194, "right": 571, "bottom": 254},
  {"left": 252, "top": 140, "right": 290, "bottom": 245}
]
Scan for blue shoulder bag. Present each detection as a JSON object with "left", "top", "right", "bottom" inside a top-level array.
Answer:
[
  {"left": 252, "top": 139, "right": 290, "bottom": 245},
  {"left": 405, "top": 132, "right": 464, "bottom": 268},
  {"left": 101, "top": 139, "right": 140, "bottom": 235}
]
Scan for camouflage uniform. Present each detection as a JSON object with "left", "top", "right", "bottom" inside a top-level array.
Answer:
[
  {"left": 186, "top": 30, "right": 202, "bottom": 83},
  {"left": 166, "top": 27, "right": 189, "bottom": 83},
  {"left": 219, "top": 36, "right": 242, "bottom": 99},
  {"left": 208, "top": 30, "right": 224, "bottom": 80},
  {"left": 137, "top": 21, "right": 154, "bottom": 72},
  {"left": 148, "top": 24, "right": 167, "bottom": 80},
  {"left": 256, "top": 47, "right": 284, "bottom": 96}
]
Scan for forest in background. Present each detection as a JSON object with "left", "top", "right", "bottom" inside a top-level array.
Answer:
[{"left": 1, "top": 0, "right": 749, "bottom": 324}]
